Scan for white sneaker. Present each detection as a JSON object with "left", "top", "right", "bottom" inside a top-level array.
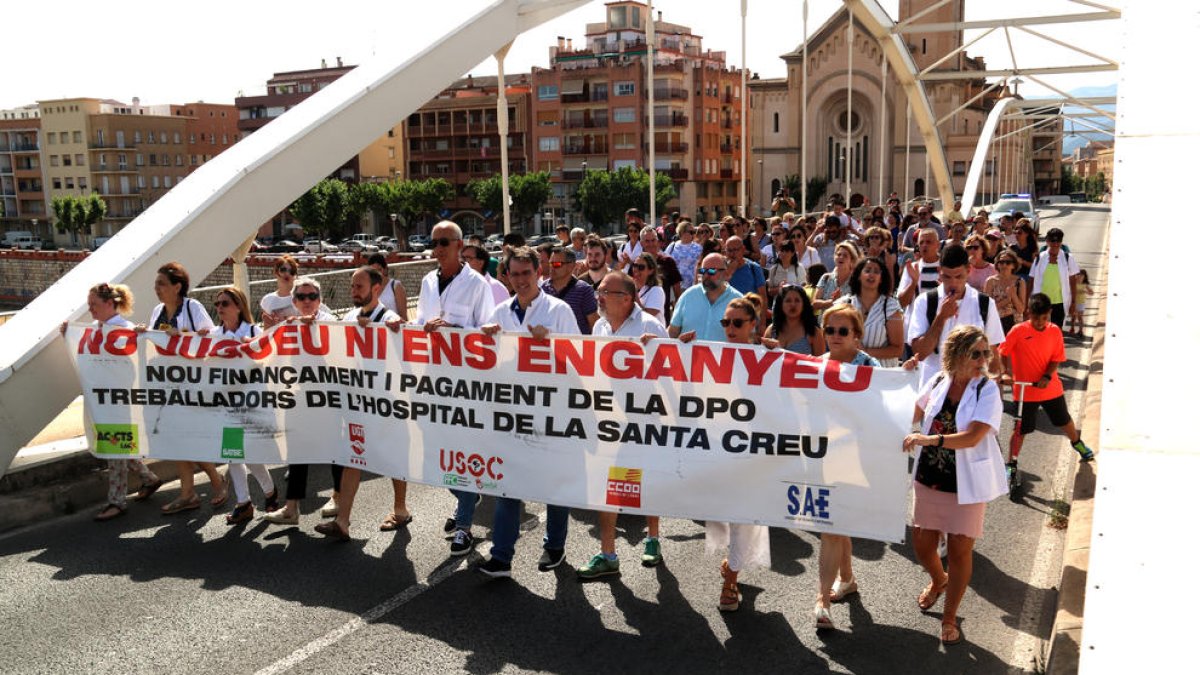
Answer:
[
  {"left": 319, "top": 498, "right": 339, "bottom": 518},
  {"left": 937, "top": 533, "right": 948, "bottom": 559},
  {"left": 264, "top": 509, "right": 299, "bottom": 525}
]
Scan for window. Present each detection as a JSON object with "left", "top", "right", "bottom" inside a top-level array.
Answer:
[
  {"left": 539, "top": 137, "right": 560, "bottom": 151},
  {"left": 59, "top": 132, "right": 68, "bottom": 143},
  {"left": 953, "top": 161, "right": 966, "bottom": 176},
  {"left": 75, "top": 154, "right": 84, "bottom": 166},
  {"left": 773, "top": 112, "right": 779, "bottom": 134},
  {"left": 79, "top": 177, "right": 87, "bottom": 190},
  {"left": 175, "top": 154, "right": 183, "bottom": 166},
  {"left": 222, "top": 135, "right": 228, "bottom": 145},
  {"left": 63, "top": 155, "right": 72, "bottom": 166},
  {"left": 538, "top": 85, "right": 559, "bottom": 100},
  {"left": 47, "top": 134, "right": 55, "bottom": 145},
  {"left": 50, "top": 155, "right": 59, "bottom": 166},
  {"left": 191, "top": 155, "right": 198, "bottom": 166},
  {"left": 189, "top": 134, "right": 196, "bottom": 144},
  {"left": 152, "top": 176, "right": 160, "bottom": 188},
  {"left": 149, "top": 154, "right": 157, "bottom": 166},
  {"left": 65, "top": 177, "right": 74, "bottom": 189},
  {"left": 72, "top": 131, "right": 82, "bottom": 143},
  {"left": 615, "top": 81, "right": 636, "bottom": 96},
  {"left": 613, "top": 133, "right": 636, "bottom": 149},
  {"left": 52, "top": 178, "right": 62, "bottom": 189},
  {"left": 136, "top": 154, "right": 145, "bottom": 166},
  {"left": 173, "top": 132, "right": 181, "bottom": 144},
  {"left": 164, "top": 176, "right": 172, "bottom": 188},
  {"left": 613, "top": 107, "right": 636, "bottom": 123},
  {"left": 613, "top": 159, "right": 637, "bottom": 170}
]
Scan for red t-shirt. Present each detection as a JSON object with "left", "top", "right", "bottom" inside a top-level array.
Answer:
[{"left": 998, "top": 321, "right": 1065, "bottom": 402}]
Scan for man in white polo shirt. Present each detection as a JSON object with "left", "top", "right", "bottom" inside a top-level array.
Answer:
[
  {"left": 476, "top": 247, "right": 580, "bottom": 578},
  {"left": 415, "top": 220, "right": 497, "bottom": 556}
]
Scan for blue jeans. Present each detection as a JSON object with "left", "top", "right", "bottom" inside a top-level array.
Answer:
[
  {"left": 489, "top": 497, "right": 570, "bottom": 564},
  {"left": 452, "top": 489, "right": 480, "bottom": 530}
]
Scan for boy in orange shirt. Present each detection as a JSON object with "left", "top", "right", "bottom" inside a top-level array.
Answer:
[{"left": 998, "top": 293, "right": 1094, "bottom": 490}]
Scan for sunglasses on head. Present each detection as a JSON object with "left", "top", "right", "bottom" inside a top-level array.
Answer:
[
  {"left": 431, "top": 237, "right": 457, "bottom": 248},
  {"left": 824, "top": 326, "right": 852, "bottom": 337},
  {"left": 293, "top": 291, "right": 320, "bottom": 302},
  {"left": 719, "top": 318, "right": 749, "bottom": 328}
]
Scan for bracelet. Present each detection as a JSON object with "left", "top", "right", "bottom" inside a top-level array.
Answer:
[{"left": 936, "top": 434, "right": 944, "bottom": 449}]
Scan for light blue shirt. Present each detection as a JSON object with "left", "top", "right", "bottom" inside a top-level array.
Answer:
[{"left": 669, "top": 283, "right": 743, "bottom": 342}]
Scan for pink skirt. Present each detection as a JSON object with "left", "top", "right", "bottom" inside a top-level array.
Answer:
[{"left": 913, "top": 482, "right": 987, "bottom": 539}]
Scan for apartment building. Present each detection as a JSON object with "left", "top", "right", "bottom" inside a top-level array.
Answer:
[
  {"left": 0, "top": 106, "right": 45, "bottom": 237},
  {"left": 405, "top": 74, "right": 532, "bottom": 234},
  {"left": 531, "top": 0, "right": 747, "bottom": 226}
]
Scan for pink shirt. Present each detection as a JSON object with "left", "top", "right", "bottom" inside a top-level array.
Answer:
[{"left": 968, "top": 263, "right": 995, "bottom": 292}]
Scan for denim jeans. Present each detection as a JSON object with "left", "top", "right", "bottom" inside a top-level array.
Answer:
[
  {"left": 452, "top": 489, "right": 479, "bottom": 530},
  {"left": 489, "top": 497, "right": 570, "bottom": 563}
]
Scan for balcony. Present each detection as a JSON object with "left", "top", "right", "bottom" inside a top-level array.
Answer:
[
  {"left": 664, "top": 168, "right": 689, "bottom": 180},
  {"left": 88, "top": 142, "right": 137, "bottom": 150},
  {"left": 720, "top": 143, "right": 735, "bottom": 153},
  {"left": 651, "top": 114, "right": 689, "bottom": 128},
  {"left": 644, "top": 141, "right": 689, "bottom": 154},
  {"left": 563, "top": 143, "right": 608, "bottom": 156},
  {"left": 563, "top": 118, "right": 608, "bottom": 129},
  {"left": 649, "top": 86, "right": 689, "bottom": 101},
  {"left": 93, "top": 164, "right": 137, "bottom": 174},
  {"left": 721, "top": 120, "right": 734, "bottom": 129},
  {"left": 720, "top": 169, "right": 734, "bottom": 179}
]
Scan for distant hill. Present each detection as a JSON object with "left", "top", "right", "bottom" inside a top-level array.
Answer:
[{"left": 1030, "top": 84, "right": 1116, "bottom": 157}]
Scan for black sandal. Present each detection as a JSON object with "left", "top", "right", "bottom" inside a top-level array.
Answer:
[
  {"left": 133, "top": 479, "right": 163, "bottom": 501},
  {"left": 226, "top": 501, "right": 254, "bottom": 525},
  {"left": 263, "top": 489, "right": 280, "bottom": 513}
]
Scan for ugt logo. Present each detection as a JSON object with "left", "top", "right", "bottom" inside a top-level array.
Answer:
[
  {"left": 786, "top": 484, "right": 831, "bottom": 521},
  {"left": 348, "top": 423, "right": 367, "bottom": 466}
]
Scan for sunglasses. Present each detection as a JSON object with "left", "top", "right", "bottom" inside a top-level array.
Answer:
[
  {"left": 293, "top": 292, "right": 320, "bottom": 302},
  {"left": 824, "top": 326, "right": 852, "bottom": 337},
  {"left": 550, "top": 261, "right": 567, "bottom": 268},
  {"left": 431, "top": 237, "right": 457, "bottom": 248},
  {"left": 970, "top": 348, "right": 992, "bottom": 361},
  {"left": 277, "top": 267, "right": 296, "bottom": 275},
  {"left": 630, "top": 264, "right": 648, "bottom": 271},
  {"left": 698, "top": 267, "right": 725, "bottom": 276},
  {"left": 719, "top": 318, "right": 749, "bottom": 328},
  {"left": 213, "top": 299, "right": 234, "bottom": 309},
  {"left": 966, "top": 245, "right": 981, "bottom": 250}
]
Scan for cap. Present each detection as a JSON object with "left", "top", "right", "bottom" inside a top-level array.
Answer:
[{"left": 986, "top": 229, "right": 1003, "bottom": 239}]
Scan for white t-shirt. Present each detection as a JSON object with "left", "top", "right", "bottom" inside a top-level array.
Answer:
[
  {"left": 414, "top": 265, "right": 495, "bottom": 329},
  {"left": 149, "top": 298, "right": 214, "bottom": 333},
  {"left": 259, "top": 291, "right": 297, "bottom": 320},
  {"left": 213, "top": 321, "right": 259, "bottom": 340},
  {"left": 636, "top": 285, "right": 666, "bottom": 325},
  {"left": 488, "top": 290, "right": 580, "bottom": 335},
  {"left": 342, "top": 304, "right": 401, "bottom": 324},
  {"left": 378, "top": 278, "right": 405, "bottom": 316},
  {"left": 619, "top": 241, "right": 643, "bottom": 272},
  {"left": 485, "top": 275, "right": 510, "bottom": 305},
  {"left": 592, "top": 306, "right": 669, "bottom": 338},
  {"left": 103, "top": 315, "right": 135, "bottom": 329},
  {"left": 906, "top": 284, "right": 1006, "bottom": 386}
]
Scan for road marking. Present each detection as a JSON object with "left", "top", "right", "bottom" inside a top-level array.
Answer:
[{"left": 254, "top": 506, "right": 549, "bottom": 675}]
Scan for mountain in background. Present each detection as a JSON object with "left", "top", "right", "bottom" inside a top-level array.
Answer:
[{"left": 1029, "top": 84, "right": 1117, "bottom": 157}]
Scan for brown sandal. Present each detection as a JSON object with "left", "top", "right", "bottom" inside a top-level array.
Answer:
[
  {"left": 379, "top": 513, "right": 413, "bottom": 531},
  {"left": 132, "top": 479, "right": 163, "bottom": 501},
  {"left": 161, "top": 495, "right": 201, "bottom": 515},
  {"left": 719, "top": 560, "right": 740, "bottom": 612},
  {"left": 315, "top": 520, "right": 350, "bottom": 541},
  {"left": 918, "top": 576, "right": 950, "bottom": 611}
]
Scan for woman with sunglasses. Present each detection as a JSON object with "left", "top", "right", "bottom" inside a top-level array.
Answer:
[
  {"left": 902, "top": 324, "right": 1007, "bottom": 646},
  {"left": 964, "top": 234, "right": 996, "bottom": 293},
  {"left": 630, "top": 252, "right": 665, "bottom": 325},
  {"left": 813, "top": 242, "right": 860, "bottom": 311},
  {"left": 260, "top": 254, "right": 300, "bottom": 329},
  {"left": 708, "top": 294, "right": 772, "bottom": 612},
  {"left": 762, "top": 285, "right": 824, "bottom": 356},
  {"left": 265, "top": 277, "right": 346, "bottom": 525},
  {"left": 67, "top": 283, "right": 164, "bottom": 521},
  {"left": 789, "top": 225, "right": 822, "bottom": 270},
  {"left": 766, "top": 242, "right": 804, "bottom": 302},
  {"left": 211, "top": 286, "right": 279, "bottom": 524},
  {"left": 139, "top": 262, "right": 227, "bottom": 515},
  {"left": 814, "top": 305, "right": 880, "bottom": 629},
  {"left": 862, "top": 226, "right": 896, "bottom": 281},
  {"left": 835, "top": 256, "right": 903, "bottom": 367}
]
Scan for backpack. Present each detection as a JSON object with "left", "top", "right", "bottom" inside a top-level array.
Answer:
[{"left": 925, "top": 288, "right": 990, "bottom": 354}]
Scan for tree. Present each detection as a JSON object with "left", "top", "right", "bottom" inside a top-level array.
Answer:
[
  {"left": 466, "top": 171, "right": 553, "bottom": 229},
  {"left": 575, "top": 167, "right": 676, "bottom": 231},
  {"left": 290, "top": 179, "right": 352, "bottom": 241},
  {"left": 393, "top": 177, "right": 455, "bottom": 237},
  {"left": 805, "top": 176, "right": 830, "bottom": 212},
  {"left": 51, "top": 193, "right": 107, "bottom": 247}
]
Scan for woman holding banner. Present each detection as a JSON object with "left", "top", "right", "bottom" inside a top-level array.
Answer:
[
  {"left": 813, "top": 305, "right": 880, "bottom": 629},
  {"left": 762, "top": 285, "right": 824, "bottom": 356},
  {"left": 211, "top": 286, "right": 279, "bottom": 525},
  {"left": 260, "top": 254, "right": 299, "bottom": 328},
  {"left": 66, "top": 283, "right": 164, "bottom": 521},
  {"left": 139, "top": 262, "right": 228, "bottom": 515},
  {"left": 902, "top": 324, "right": 1007, "bottom": 646},
  {"left": 706, "top": 294, "right": 771, "bottom": 612}
]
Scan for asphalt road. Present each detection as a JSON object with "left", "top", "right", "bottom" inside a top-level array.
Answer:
[{"left": 0, "top": 206, "right": 1110, "bottom": 675}]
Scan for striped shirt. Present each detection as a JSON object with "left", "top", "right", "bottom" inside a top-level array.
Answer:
[{"left": 836, "top": 294, "right": 903, "bottom": 367}]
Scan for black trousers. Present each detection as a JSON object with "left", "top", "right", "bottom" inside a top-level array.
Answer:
[
  {"left": 1050, "top": 303, "right": 1066, "bottom": 328},
  {"left": 284, "top": 464, "right": 344, "bottom": 501}
]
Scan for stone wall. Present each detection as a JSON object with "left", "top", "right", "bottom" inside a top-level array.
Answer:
[{"left": 0, "top": 250, "right": 436, "bottom": 322}]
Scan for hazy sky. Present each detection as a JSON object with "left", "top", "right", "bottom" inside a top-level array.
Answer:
[{"left": 3, "top": 0, "right": 1118, "bottom": 109}]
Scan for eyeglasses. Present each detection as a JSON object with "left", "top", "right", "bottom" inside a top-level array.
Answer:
[
  {"left": 630, "top": 264, "right": 648, "bottom": 271},
  {"left": 698, "top": 267, "right": 726, "bottom": 276},
  {"left": 772, "top": 231, "right": 785, "bottom": 237},
  {"left": 550, "top": 261, "right": 567, "bottom": 268},
  {"left": 719, "top": 318, "right": 749, "bottom": 328},
  {"left": 213, "top": 299, "right": 234, "bottom": 309},
  {"left": 461, "top": 255, "right": 478, "bottom": 262},
  {"left": 293, "top": 292, "right": 320, "bottom": 302},
  {"left": 970, "top": 348, "right": 993, "bottom": 361},
  {"left": 596, "top": 289, "right": 630, "bottom": 298},
  {"left": 431, "top": 237, "right": 457, "bottom": 248},
  {"left": 824, "top": 326, "right": 852, "bottom": 337},
  {"left": 277, "top": 267, "right": 296, "bottom": 275}
]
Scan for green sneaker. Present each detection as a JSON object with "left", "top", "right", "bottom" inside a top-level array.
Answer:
[
  {"left": 641, "top": 537, "right": 663, "bottom": 566},
  {"left": 576, "top": 553, "right": 620, "bottom": 579},
  {"left": 1071, "top": 440, "right": 1094, "bottom": 462}
]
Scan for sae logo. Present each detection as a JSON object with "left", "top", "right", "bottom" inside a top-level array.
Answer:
[
  {"left": 95, "top": 424, "right": 138, "bottom": 456},
  {"left": 220, "top": 427, "right": 245, "bottom": 460},
  {"left": 786, "top": 484, "right": 832, "bottom": 521}
]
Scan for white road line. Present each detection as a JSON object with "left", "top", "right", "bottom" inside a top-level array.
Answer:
[{"left": 255, "top": 507, "right": 549, "bottom": 675}]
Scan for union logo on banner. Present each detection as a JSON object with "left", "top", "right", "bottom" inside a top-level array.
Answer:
[
  {"left": 606, "top": 467, "right": 642, "bottom": 508},
  {"left": 348, "top": 423, "right": 367, "bottom": 466}
]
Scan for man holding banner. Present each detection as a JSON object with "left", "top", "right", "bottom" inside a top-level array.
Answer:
[
  {"left": 415, "top": 220, "right": 497, "bottom": 556},
  {"left": 577, "top": 271, "right": 670, "bottom": 580},
  {"left": 476, "top": 247, "right": 580, "bottom": 578}
]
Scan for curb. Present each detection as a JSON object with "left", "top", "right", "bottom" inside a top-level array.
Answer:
[{"left": 1045, "top": 233, "right": 1108, "bottom": 674}]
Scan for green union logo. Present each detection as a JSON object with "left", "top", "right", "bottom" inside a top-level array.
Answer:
[
  {"left": 220, "top": 427, "right": 245, "bottom": 460},
  {"left": 95, "top": 424, "right": 138, "bottom": 455}
]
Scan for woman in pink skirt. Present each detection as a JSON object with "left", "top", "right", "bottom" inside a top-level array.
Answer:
[{"left": 902, "top": 324, "right": 1007, "bottom": 646}]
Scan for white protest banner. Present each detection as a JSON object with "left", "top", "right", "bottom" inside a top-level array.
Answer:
[{"left": 66, "top": 322, "right": 918, "bottom": 542}]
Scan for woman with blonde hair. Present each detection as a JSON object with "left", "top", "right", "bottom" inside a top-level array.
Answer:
[
  {"left": 902, "top": 324, "right": 1007, "bottom": 646},
  {"left": 813, "top": 241, "right": 861, "bottom": 311}
]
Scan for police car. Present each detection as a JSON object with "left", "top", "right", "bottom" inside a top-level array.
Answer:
[{"left": 988, "top": 194, "right": 1040, "bottom": 236}]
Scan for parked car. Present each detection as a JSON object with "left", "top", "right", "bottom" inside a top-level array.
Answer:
[
  {"left": 2, "top": 231, "right": 41, "bottom": 250},
  {"left": 989, "top": 194, "right": 1040, "bottom": 235},
  {"left": 304, "top": 239, "right": 338, "bottom": 253},
  {"left": 268, "top": 239, "right": 305, "bottom": 253},
  {"left": 338, "top": 239, "right": 379, "bottom": 254},
  {"left": 408, "top": 234, "right": 431, "bottom": 249},
  {"left": 91, "top": 236, "right": 113, "bottom": 250},
  {"left": 375, "top": 237, "right": 400, "bottom": 252}
]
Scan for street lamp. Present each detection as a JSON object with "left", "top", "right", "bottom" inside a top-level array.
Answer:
[
  {"left": 756, "top": 159, "right": 764, "bottom": 216},
  {"left": 577, "top": 160, "right": 588, "bottom": 231}
]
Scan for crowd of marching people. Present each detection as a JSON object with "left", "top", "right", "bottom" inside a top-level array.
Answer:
[{"left": 73, "top": 194, "right": 1094, "bottom": 646}]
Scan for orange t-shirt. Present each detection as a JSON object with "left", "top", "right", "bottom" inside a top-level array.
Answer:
[{"left": 998, "top": 321, "right": 1066, "bottom": 402}]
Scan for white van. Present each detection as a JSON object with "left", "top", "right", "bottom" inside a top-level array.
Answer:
[{"left": 2, "top": 231, "right": 42, "bottom": 250}]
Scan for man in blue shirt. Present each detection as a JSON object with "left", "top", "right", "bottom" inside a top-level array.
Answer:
[
  {"left": 724, "top": 236, "right": 766, "bottom": 298},
  {"left": 669, "top": 252, "right": 743, "bottom": 342}
]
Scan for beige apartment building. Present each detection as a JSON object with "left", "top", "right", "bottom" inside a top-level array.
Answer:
[{"left": 0, "top": 105, "right": 45, "bottom": 238}]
